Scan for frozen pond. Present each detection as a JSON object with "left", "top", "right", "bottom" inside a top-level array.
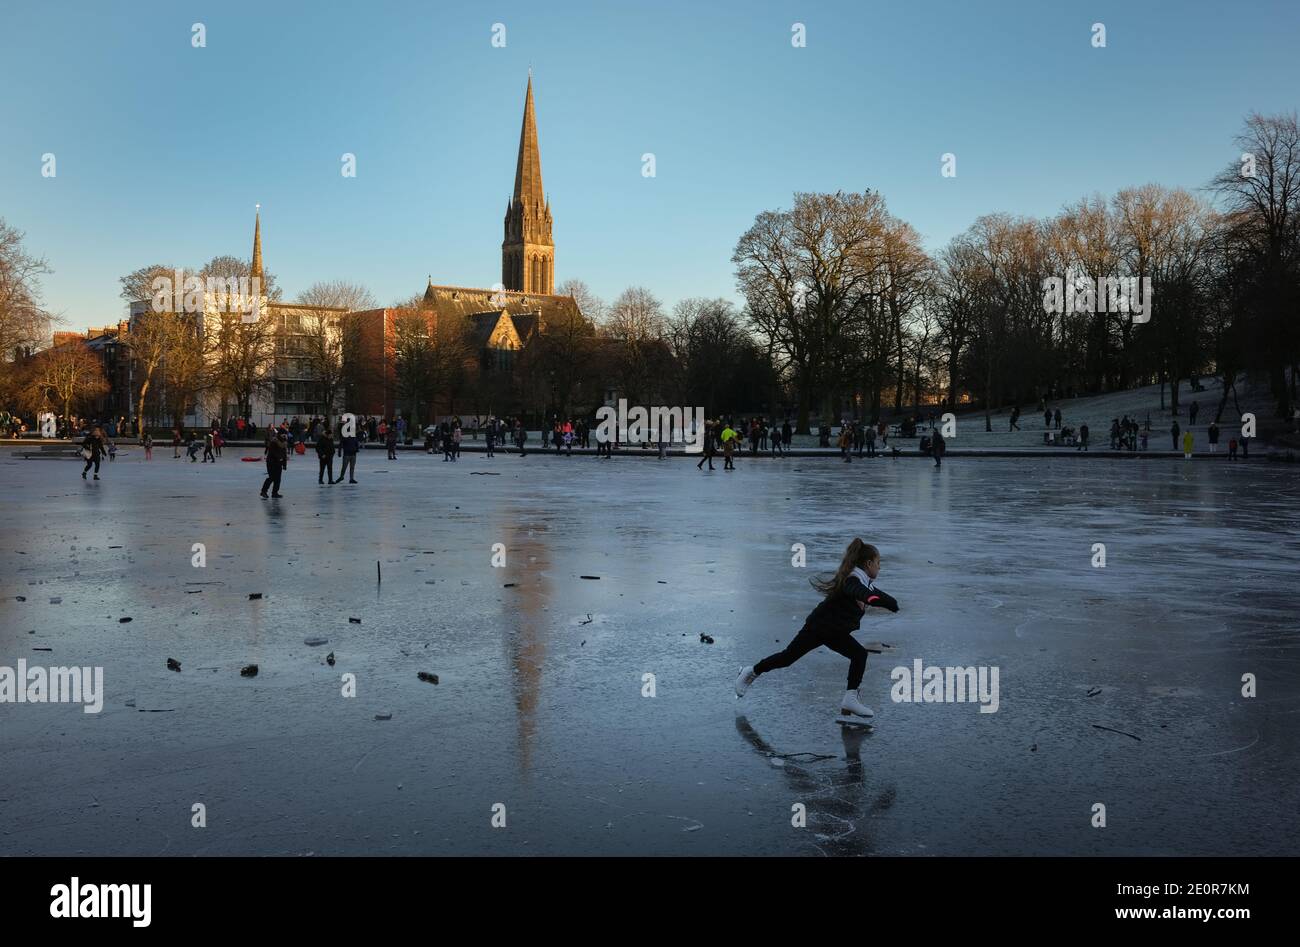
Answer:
[{"left": 2, "top": 446, "right": 1298, "bottom": 855}]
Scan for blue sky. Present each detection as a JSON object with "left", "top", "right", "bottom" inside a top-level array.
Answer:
[{"left": 1, "top": 0, "right": 1296, "bottom": 332}]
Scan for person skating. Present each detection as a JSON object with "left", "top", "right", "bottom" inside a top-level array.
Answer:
[
  {"left": 386, "top": 424, "right": 398, "bottom": 460},
  {"left": 141, "top": 431, "right": 153, "bottom": 461},
  {"left": 261, "top": 432, "right": 287, "bottom": 497},
  {"left": 202, "top": 429, "right": 215, "bottom": 463},
  {"left": 1171, "top": 419, "right": 1181, "bottom": 451},
  {"left": 931, "top": 428, "right": 945, "bottom": 467},
  {"left": 735, "top": 538, "right": 899, "bottom": 721},
  {"left": 80, "top": 427, "right": 105, "bottom": 480},
  {"left": 316, "top": 429, "right": 336, "bottom": 485}
]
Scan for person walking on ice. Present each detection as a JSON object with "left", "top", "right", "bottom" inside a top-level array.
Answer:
[{"left": 735, "top": 539, "right": 900, "bottom": 723}]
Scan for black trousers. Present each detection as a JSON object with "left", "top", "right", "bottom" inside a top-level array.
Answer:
[
  {"left": 261, "top": 460, "right": 282, "bottom": 495},
  {"left": 82, "top": 456, "right": 101, "bottom": 475},
  {"left": 319, "top": 456, "right": 334, "bottom": 483},
  {"left": 754, "top": 622, "right": 868, "bottom": 690}
]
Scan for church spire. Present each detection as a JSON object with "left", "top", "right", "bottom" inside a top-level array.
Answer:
[
  {"left": 250, "top": 205, "right": 263, "bottom": 281},
  {"left": 512, "top": 75, "right": 543, "bottom": 206},
  {"left": 502, "top": 75, "right": 554, "bottom": 295}
]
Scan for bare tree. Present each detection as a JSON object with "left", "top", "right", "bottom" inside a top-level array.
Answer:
[
  {"left": 603, "top": 286, "right": 669, "bottom": 405},
  {"left": 556, "top": 278, "right": 606, "bottom": 323},
  {"left": 1209, "top": 112, "right": 1300, "bottom": 418},
  {"left": 1114, "top": 185, "right": 1214, "bottom": 415},
  {"left": 523, "top": 295, "right": 598, "bottom": 418},
  {"left": 119, "top": 265, "right": 199, "bottom": 427},
  {"left": 390, "top": 295, "right": 471, "bottom": 423},
  {"left": 22, "top": 341, "right": 109, "bottom": 422},
  {"left": 296, "top": 281, "right": 376, "bottom": 428},
  {"left": 934, "top": 238, "right": 980, "bottom": 409},
  {"left": 0, "top": 220, "right": 54, "bottom": 394},
  {"left": 734, "top": 191, "right": 889, "bottom": 432}
]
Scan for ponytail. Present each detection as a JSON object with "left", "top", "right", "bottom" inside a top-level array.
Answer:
[{"left": 810, "top": 538, "right": 879, "bottom": 597}]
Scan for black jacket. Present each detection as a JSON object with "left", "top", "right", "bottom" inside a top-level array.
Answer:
[{"left": 805, "top": 576, "right": 899, "bottom": 635}]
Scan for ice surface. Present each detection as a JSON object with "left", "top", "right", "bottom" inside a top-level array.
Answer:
[{"left": 1, "top": 446, "right": 1297, "bottom": 855}]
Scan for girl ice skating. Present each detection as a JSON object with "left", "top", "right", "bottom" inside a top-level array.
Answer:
[{"left": 735, "top": 538, "right": 899, "bottom": 723}]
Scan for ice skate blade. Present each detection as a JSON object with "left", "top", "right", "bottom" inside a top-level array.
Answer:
[{"left": 835, "top": 714, "right": 874, "bottom": 729}]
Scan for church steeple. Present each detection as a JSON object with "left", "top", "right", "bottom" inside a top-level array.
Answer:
[
  {"left": 502, "top": 74, "right": 554, "bottom": 295},
  {"left": 250, "top": 205, "right": 263, "bottom": 282},
  {"left": 513, "top": 75, "right": 544, "bottom": 207}
]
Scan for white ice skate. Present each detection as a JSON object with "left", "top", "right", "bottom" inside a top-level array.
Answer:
[
  {"left": 836, "top": 689, "right": 874, "bottom": 728},
  {"left": 735, "top": 666, "right": 757, "bottom": 698}
]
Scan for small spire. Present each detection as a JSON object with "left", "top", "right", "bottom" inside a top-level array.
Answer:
[{"left": 250, "top": 205, "right": 263, "bottom": 280}]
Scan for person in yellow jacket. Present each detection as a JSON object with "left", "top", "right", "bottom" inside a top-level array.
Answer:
[
  {"left": 1182, "top": 429, "right": 1194, "bottom": 459},
  {"left": 720, "top": 422, "right": 738, "bottom": 470}
]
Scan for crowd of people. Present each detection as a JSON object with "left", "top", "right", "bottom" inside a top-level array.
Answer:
[{"left": 0, "top": 395, "right": 1269, "bottom": 494}]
